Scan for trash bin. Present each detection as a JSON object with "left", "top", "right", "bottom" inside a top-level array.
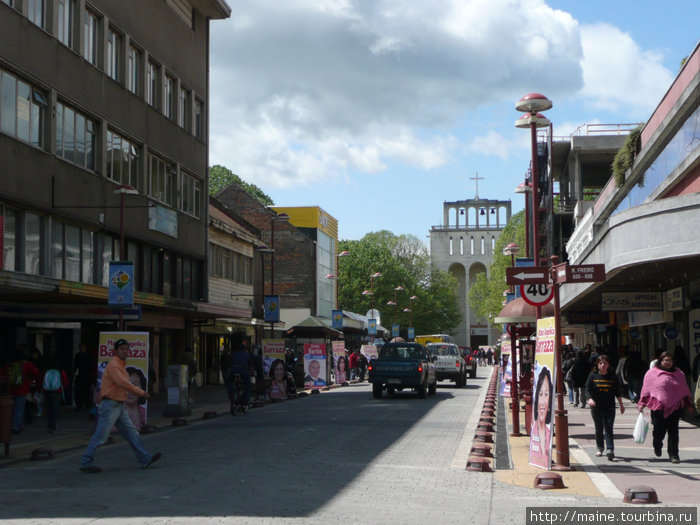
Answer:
[
  {"left": 0, "top": 394, "right": 14, "bottom": 456},
  {"left": 163, "top": 365, "right": 191, "bottom": 417}
]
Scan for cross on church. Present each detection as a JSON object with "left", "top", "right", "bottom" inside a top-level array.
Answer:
[{"left": 470, "top": 172, "right": 484, "bottom": 199}]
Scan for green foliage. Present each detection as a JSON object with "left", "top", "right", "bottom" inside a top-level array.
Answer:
[
  {"left": 612, "top": 126, "right": 642, "bottom": 188},
  {"left": 468, "top": 211, "right": 527, "bottom": 325},
  {"left": 208, "top": 165, "right": 274, "bottom": 205},
  {"left": 337, "top": 231, "right": 461, "bottom": 337}
]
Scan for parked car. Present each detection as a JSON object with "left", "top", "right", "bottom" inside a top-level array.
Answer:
[
  {"left": 368, "top": 343, "right": 437, "bottom": 398},
  {"left": 426, "top": 343, "right": 467, "bottom": 387},
  {"left": 460, "top": 346, "right": 477, "bottom": 378}
]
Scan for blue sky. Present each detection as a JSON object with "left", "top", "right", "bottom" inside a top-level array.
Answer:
[{"left": 208, "top": 1, "right": 699, "bottom": 243}]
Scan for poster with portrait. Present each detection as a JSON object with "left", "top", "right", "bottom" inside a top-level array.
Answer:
[
  {"left": 529, "top": 317, "right": 556, "bottom": 469},
  {"left": 262, "top": 339, "right": 286, "bottom": 377},
  {"left": 360, "top": 344, "right": 378, "bottom": 362},
  {"left": 303, "top": 343, "right": 327, "bottom": 388},
  {"left": 98, "top": 332, "right": 149, "bottom": 431},
  {"left": 500, "top": 340, "right": 512, "bottom": 396},
  {"left": 331, "top": 341, "right": 348, "bottom": 384}
]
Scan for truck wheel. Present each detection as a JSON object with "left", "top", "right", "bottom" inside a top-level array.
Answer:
[
  {"left": 417, "top": 383, "right": 426, "bottom": 398},
  {"left": 455, "top": 375, "right": 463, "bottom": 388},
  {"left": 428, "top": 381, "right": 436, "bottom": 395},
  {"left": 470, "top": 369, "right": 476, "bottom": 379},
  {"left": 372, "top": 383, "right": 383, "bottom": 399},
  {"left": 387, "top": 386, "right": 395, "bottom": 397}
]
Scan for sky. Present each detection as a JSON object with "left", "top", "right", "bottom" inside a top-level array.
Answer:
[{"left": 208, "top": 0, "right": 700, "bottom": 244}]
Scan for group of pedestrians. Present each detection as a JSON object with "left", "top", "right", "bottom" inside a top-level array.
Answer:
[
  {"left": 562, "top": 344, "right": 695, "bottom": 463},
  {"left": 347, "top": 349, "right": 368, "bottom": 382}
]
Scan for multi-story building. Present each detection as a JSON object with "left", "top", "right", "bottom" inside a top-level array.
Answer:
[
  {"left": 555, "top": 42, "right": 700, "bottom": 377},
  {"left": 0, "top": 0, "right": 230, "bottom": 391},
  {"left": 430, "top": 197, "right": 511, "bottom": 347}
]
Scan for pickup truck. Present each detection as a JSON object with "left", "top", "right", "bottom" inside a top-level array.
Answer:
[
  {"left": 426, "top": 343, "right": 467, "bottom": 387},
  {"left": 459, "top": 346, "right": 478, "bottom": 378},
  {"left": 368, "top": 343, "right": 437, "bottom": 398}
]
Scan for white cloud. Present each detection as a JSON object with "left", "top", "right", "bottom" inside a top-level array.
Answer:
[
  {"left": 212, "top": 1, "right": 666, "bottom": 189},
  {"left": 579, "top": 23, "right": 674, "bottom": 115}
]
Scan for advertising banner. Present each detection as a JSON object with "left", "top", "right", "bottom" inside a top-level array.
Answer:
[
  {"left": 332, "top": 310, "right": 343, "bottom": 330},
  {"left": 331, "top": 341, "right": 348, "bottom": 384},
  {"left": 391, "top": 324, "right": 400, "bottom": 338},
  {"left": 262, "top": 339, "right": 286, "bottom": 376},
  {"left": 303, "top": 343, "right": 327, "bottom": 388},
  {"left": 407, "top": 327, "right": 415, "bottom": 341},
  {"left": 360, "top": 344, "right": 378, "bottom": 362},
  {"left": 98, "top": 332, "right": 149, "bottom": 431},
  {"left": 529, "top": 317, "right": 556, "bottom": 470},
  {"left": 108, "top": 261, "right": 134, "bottom": 306},
  {"left": 368, "top": 319, "right": 377, "bottom": 336}
]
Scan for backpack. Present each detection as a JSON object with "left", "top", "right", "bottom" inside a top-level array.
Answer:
[
  {"left": 8, "top": 361, "right": 24, "bottom": 387},
  {"left": 43, "top": 369, "right": 62, "bottom": 392}
]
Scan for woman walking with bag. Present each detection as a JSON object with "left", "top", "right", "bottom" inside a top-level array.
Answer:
[
  {"left": 637, "top": 351, "right": 693, "bottom": 463},
  {"left": 585, "top": 355, "right": 625, "bottom": 461}
]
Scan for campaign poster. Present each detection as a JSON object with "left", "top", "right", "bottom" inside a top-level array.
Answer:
[
  {"left": 360, "top": 344, "right": 378, "bottom": 362},
  {"left": 304, "top": 343, "right": 327, "bottom": 388},
  {"left": 98, "top": 332, "right": 149, "bottom": 431},
  {"left": 331, "top": 341, "right": 348, "bottom": 384},
  {"left": 262, "top": 339, "right": 286, "bottom": 377},
  {"left": 529, "top": 317, "right": 556, "bottom": 470},
  {"left": 499, "top": 340, "right": 512, "bottom": 396}
]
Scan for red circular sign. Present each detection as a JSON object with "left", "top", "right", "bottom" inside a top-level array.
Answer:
[{"left": 519, "top": 283, "right": 553, "bottom": 306}]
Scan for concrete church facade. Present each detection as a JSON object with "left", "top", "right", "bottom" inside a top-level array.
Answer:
[{"left": 430, "top": 197, "right": 511, "bottom": 348}]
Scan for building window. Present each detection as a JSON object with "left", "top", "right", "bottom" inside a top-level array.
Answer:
[
  {"left": 56, "top": 102, "right": 96, "bottom": 170},
  {"left": 57, "top": 0, "right": 72, "bottom": 47},
  {"left": 82, "top": 229, "right": 93, "bottom": 284},
  {"left": 106, "top": 27, "right": 121, "bottom": 82},
  {"left": 460, "top": 237, "right": 464, "bottom": 256},
  {"left": 106, "top": 129, "right": 139, "bottom": 188},
  {"left": 3, "top": 208, "right": 16, "bottom": 271},
  {"left": 81, "top": 9, "right": 98, "bottom": 65},
  {"left": 178, "top": 86, "right": 190, "bottom": 130},
  {"left": 147, "top": 60, "right": 158, "bottom": 108},
  {"left": 24, "top": 212, "right": 42, "bottom": 275},
  {"left": 180, "top": 171, "right": 201, "bottom": 218},
  {"left": 0, "top": 69, "right": 47, "bottom": 148},
  {"left": 27, "top": 0, "right": 44, "bottom": 28},
  {"left": 194, "top": 98, "right": 203, "bottom": 139},
  {"left": 127, "top": 45, "right": 140, "bottom": 95},
  {"left": 449, "top": 238, "right": 453, "bottom": 256},
  {"left": 51, "top": 221, "right": 95, "bottom": 283},
  {"left": 470, "top": 237, "right": 474, "bottom": 255},
  {"left": 481, "top": 237, "right": 485, "bottom": 255},
  {"left": 164, "top": 75, "right": 175, "bottom": 120},
  {"left": 148, "top": 153, "right": 176, "bottom": 206}
]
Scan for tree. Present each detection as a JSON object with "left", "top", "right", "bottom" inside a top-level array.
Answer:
[
  {"left": 468, "top": 210, "right": 526, "bottom": 323},
  {"left": 337, "top": 231, "right": 461, "bottom": 337},
  {"left": 208, "top": 165, "right": 274, "bottom": 205}
]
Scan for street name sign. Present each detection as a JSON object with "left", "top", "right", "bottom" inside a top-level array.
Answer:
[
  {"left": 506, "top": 267, "right": 549, "bottom": 285},
  {"left": 555, "top": 263, "right": 605, "bottom": 284}
]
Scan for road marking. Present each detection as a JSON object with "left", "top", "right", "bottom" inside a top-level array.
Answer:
[
  {"left": 450, "top": 370, "right": 492, "bottom": 469},
  {"left": 569, "top": 439, "right": 623, "bottom": 499}
]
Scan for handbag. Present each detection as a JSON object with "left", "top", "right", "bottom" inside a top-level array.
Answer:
[{"left": 633, "top": 411, "right": 650, "bottom": 444}]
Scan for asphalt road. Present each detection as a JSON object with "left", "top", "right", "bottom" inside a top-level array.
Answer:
[{"left": 1, "top": 374, "right": 695, "bottom": 524}]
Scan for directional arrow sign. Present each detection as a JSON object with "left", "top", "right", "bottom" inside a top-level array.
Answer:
[{"left": 506, "top": 267, "right": 549, "bottom": 285}]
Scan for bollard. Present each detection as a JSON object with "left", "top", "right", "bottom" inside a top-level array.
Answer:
[
  {"left": 470, "top": 443, "right": 493, "bottom": 457},
  {"left": 474, "top": 431, "right": 494, "bottom": 443},
  {"left": 466, "top": 457, "right": 492, "bottom": 472},
  {"left": 534, "top": 472, "right": 565, "bottom": 490},
  {"left": 203, "top": 411, "right": 218, "bottom": 420},
  {"left": 30, "top": 448, "right": 54, "bottom": 461},
  {"left": 623, "top": 486, "right": 659, "bottom": 504},
  {"left": 140, "top": 424, "right": 157, "bottom": 434},
  {"left": 477, "top": 421, "right": 494, "bottom": 432},
  {"left": 172, "top": 418, "right": 188, "bottom": 427}
]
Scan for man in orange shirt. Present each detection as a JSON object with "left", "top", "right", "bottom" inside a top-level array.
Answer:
[{"left": 79, "top": 339, "right": 161, "bottom": 473}]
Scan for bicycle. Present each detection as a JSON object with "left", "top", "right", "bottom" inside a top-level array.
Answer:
[{"left": 229, "top": 373, "right": 248, "bottom": 416}]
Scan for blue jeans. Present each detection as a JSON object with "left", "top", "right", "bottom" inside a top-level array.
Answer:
[
  {"left": 45, "top": 392, "right": 63, "bottom": 430},
  {"left": 12, "top": 395, "right": 26, "bottom": 431},
  {"left": 80, "top": 399, "right": 153, "bottom": 467},
  {"left": 590, "top": 405, "right": 616, "bottom": 452}
]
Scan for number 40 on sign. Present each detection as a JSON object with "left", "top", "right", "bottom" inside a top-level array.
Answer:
[{"left": 520, "top": 283, "right": 553, "bottom": 306}]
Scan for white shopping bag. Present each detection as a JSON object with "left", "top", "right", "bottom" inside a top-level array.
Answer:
[{"left": 633, "top": 411, "right": 650, "bottom": 444}]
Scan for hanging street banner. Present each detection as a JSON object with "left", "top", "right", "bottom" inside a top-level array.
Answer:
[
  {"left": 332, "top": 309, "right": 343, "bottom": 330},
  {"left": 264, "top": 295, "right": 280, "bottom": 322},
  {"left": 368, "top": 319, "right": 377, "bottom": 336},
  {"left": 98, "top": 332, "right": 149, "bottom": 431},
  {"left": 108, "top": 261, "right": 134, "bottom": 306},
  {"left": 392, "top": 324, "right": 400, "bottom": 338},
  {"left": 407, "top": 327, "right": 415, "bottom": 341}
]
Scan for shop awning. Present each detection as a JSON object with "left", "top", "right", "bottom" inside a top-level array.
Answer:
[{"left": 494, "top": 297, "right": 554, "bottom": 324}]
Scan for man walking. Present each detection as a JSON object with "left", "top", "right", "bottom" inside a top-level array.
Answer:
[{"left": 79, "top": 339, "right": 161, "bottom": 473}]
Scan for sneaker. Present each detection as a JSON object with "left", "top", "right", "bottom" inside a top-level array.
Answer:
[
  {"left": 595, "top": 450, "right": 603, "bottom": 457},
  {"left": 607, "top": 451, "right": 615, "bottom": 461},
  {"left": 143, "top": 452, "right": 162, "bottom": 469},
  {"left": 670, "top": 456, "right": 680, "bottom": 464},
  {"left": 79, "top": 466, "right": 102, "bottom": 473}
]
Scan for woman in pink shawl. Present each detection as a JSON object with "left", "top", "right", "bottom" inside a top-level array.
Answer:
[{"left": 637, "top": 351, "right": 693, "bottom": 463}]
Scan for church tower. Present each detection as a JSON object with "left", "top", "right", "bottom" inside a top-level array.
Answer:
[{"left": 430, "top": 176, "right": 511, "bottom": 348}]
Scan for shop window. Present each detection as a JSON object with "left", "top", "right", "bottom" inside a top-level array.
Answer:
[
  {"left": 3, "top": 208, "right": 16, "bottom": 271},
  {"left": 24, "top": 212, "right": 42, "bottom": 275}
]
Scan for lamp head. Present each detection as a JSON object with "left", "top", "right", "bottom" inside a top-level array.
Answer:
[
  {"left": 515, "top": 93, "right": 552, "bottom": 113},
  {"left": 515, "top": 113, "right": 551, "bottom": 129}
]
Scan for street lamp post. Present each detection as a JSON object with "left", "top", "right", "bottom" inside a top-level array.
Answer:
[
  {"left": 514, "top": 182, "right": 531, "bottom": 258},
  {"left": 113, "top": 185, "right": 138, "bottom": 331},
  {"left": 267, "top": 211, "right": 289, "bottom": 338},
  {"left": 362, "top": 272, "right": 382, "bottom": 342},
  {"left": 550, "top": 255, "right": 570, "bottom": 470}
]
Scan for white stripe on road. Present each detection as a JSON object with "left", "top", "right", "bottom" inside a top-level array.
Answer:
[{"left": 568, "top": 439, "right": 624, "bottom": 499}]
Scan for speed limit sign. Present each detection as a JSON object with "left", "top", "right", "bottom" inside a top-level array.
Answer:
[{"left": 520, "top": 283, "right": 553, "bottom": 306}]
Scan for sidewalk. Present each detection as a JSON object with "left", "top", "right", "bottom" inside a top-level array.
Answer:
[{"left": 496, "top": 369, "right": 700, "bottom": 505}]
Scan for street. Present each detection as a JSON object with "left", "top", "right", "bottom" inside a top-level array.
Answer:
[{"left": 0, "top": 374, "right": 695, "bottom": 525}]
